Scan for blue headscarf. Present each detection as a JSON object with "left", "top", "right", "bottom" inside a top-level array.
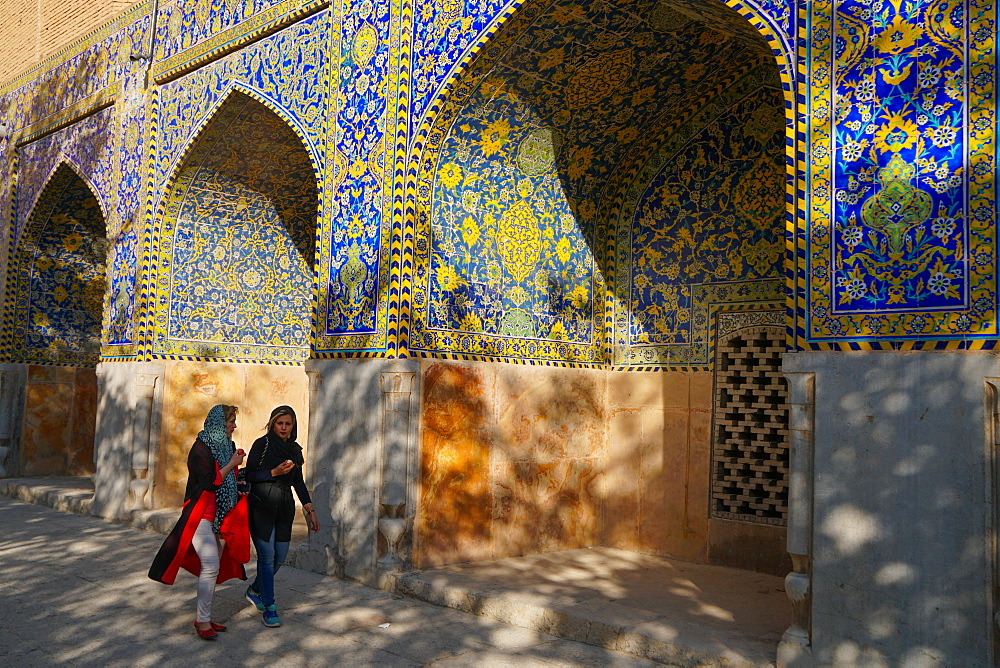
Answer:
[{"left": 198, "top": 405, "right": 238, "bottom": 533}]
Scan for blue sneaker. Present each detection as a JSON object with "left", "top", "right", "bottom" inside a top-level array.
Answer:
[
  {"left": 245, "top": 586, "right": 265, "bottom": 612},
  {"left": 262, "top": 604, "right": 281, "bottom": 628}
]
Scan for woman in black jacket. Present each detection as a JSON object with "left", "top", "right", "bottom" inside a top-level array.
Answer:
[{"left": 243, "top": 405, "right": 318, "bottom": 627}]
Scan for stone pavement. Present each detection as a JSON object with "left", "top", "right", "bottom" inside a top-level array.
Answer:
[
  {"left": 0, "top": 478, "right": 788, "bottom": 667},
  {"left": 0, "top": 495, "right": 660, "bottom": 667}
]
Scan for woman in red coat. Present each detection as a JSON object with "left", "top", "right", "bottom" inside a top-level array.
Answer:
[{"left": 149, "top": 405, "right": 250, "bottom": 640}]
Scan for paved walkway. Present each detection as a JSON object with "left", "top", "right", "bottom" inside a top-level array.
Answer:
[{"left": 0, "top": 477, "right": 788, "bottom": 666}]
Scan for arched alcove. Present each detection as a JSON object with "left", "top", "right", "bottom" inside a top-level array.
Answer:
[
  {"left": 6, "top": 162, "right": 107, "bottom": 476},
  {"left": 411, "top": 0, "right": 791, "bottom": 579},
  {"left": 151, "top": 90, "right": 320, "bottom": 506},
  {"left": 154, "top": 91, "right": 319, "bottom": 363}
]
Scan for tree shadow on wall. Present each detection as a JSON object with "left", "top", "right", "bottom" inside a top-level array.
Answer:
[{"left": 795, "top": 351, "right": 995, "bottom": 664}]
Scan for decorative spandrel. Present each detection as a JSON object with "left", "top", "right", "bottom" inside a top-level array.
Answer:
[{"left": 807, "top": 0, "right": 995, "bottom": 342}]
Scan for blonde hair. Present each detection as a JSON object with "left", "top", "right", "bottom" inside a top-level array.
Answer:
[
  {"left": 264, "top": 405, "right": 297, "bottom": 441},
  {"left": 222, "top": 405, "right": 239, "bottom": 421}
]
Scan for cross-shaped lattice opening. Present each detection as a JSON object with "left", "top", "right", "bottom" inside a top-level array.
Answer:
[{"left": 711, "top": 324, "right": 790, "bottom": 526}]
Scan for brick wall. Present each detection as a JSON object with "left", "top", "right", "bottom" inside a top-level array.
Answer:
[{"left": 0, "top": 0, "right": 142, "bottom": 85}]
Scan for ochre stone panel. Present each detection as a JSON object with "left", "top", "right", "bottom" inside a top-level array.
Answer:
[
  {"left": 20, "top": 365, "right": 95, "bottom": 476},
  {"left": 606, "top": 371, "right": 713, "bottom": 564},
  {"left": 496, "top": 365, "right": 604, "bottom": 556},
  {"left": 417, "top": 363, "right": 784, "bottom": 575},
  {"left": 417, "top": 362, "right": 607, "bottom": 567},
  {"left": 604, "top": 409, "right": 641, "bottom": 550},
  {"left": 153, "top": 361, "right": 309, "bottom": 508},
  {"left": 417, "top": 363, "right": 494, "bottom": 568},
  {"left": 69, "top": 367, "right": 98, "bottom": 475},
  {"left": 156, "top": 362, "right": 243, "bottom": 507},
  {"left": 22, "top": 371, "right": 74, "bottom": 476},
  {"left": 241, "top": 365, "right": 311, "bottom": 460},
  {"left": 708, "top": 519, "right": 791, "bottom": 577}
]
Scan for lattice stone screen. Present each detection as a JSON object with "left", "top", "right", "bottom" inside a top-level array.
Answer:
[{"left": 711, "top": 324, "right": 789, "bottom": 525}]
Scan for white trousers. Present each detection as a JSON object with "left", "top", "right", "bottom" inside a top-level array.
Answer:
[{"left": 191, "top": 520, "right": 221, "bottom": 623}]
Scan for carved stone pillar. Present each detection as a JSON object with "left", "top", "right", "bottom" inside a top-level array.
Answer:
[
  {"left": 985, "top": 379, "right": 1000, "bottom": 646},
  {"left": 128, "top": 372, "right": 158, "bottom": 511},
  {"left": 778, "top": 370, "right": 815, "bottom": 667},
  {"left": 0, "top": 365, "right": 26, "bottom": 478},
  {"left": 376, "top": 370, "right": 417, "bottom": 587},
  {"left": 92, "top": 362, "right": 164, "bottom": 519},
  {"left": 0, "top": 371, "right": 12, "bottom": 477},
  {"left": 93, "top": 370, "right": 106, "bottom": 466},
  {"left": 305, "top": 370, "right": 322, "bottom": 489}
]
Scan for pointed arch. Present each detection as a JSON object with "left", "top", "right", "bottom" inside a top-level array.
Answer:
[
  {"left": 3, "top": 162, "right": 107, "bottom": 366},
  {"left": 160, "top": 84, "right": 323, "bottom": 198},
  {"left": 146, "top": 89, "right": 321, "bottom": 364},
  {"left": 405, "top": 0, "right": 795, "bottom": 367},
  {"left": 16, "top": 156, "right": 110, "bottom": 247}
]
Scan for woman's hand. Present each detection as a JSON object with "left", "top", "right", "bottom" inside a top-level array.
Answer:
[
  {"left": 271, "top": 459, "right": 295, "bottom": 477},
  {"left": 303, "top": 503, "right": 320, "bottom": 532},
  {"left": 220, "top": 448, "right": 245, "bottom": 478}
]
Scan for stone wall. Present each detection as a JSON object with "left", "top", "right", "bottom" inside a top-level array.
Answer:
[
  {"left": 153, "top": 360, "right": 310, "bottom": 507},
  {"left": 20, "top": 365, "right": 96, "bottom": 476},
  {"left": 414, "top": 360, "right": 789, "bottom": 575},
  {"left": 0, "top": 0, "right": 140, "bottom": 84},
  {"left": 783, "top": 351, "right": 996, "bottom": 665}
]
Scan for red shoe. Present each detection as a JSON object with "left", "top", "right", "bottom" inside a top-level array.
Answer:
[
  {"left": 194, "top": 622, "right": 218, "bottom": 640},
  {"left": 210, "top": 622, "right": 227, "bottom": 632}
]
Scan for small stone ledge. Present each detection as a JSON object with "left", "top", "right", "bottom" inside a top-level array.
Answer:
[
  {"left": 395, "top": 570, "right": 772, "bottom": 668},
  {"left": 0, "top": 478, "right": 172, "bottom": 536}
]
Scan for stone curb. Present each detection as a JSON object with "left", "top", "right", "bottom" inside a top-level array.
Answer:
[
  {"left": 0, "top": 479, "right": 95, "bottom": 516},
  {"left": 0, "top": 478, "right": 176, "bottom": 534},
  {"left": 395, "top": 572, "right": 769, "bottom": 668}
]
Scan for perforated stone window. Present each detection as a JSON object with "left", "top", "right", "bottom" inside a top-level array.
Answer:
[{"left": 711, "top": 324, "right": 789, "bottom": 525}]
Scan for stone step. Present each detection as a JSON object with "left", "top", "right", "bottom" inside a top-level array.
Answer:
[{"left": 394, "top": 547, "right": 785, "bottom": 668}]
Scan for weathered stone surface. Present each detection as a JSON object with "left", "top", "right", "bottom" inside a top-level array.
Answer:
[{"left": 784, "top": 351, "right": 998, "bottom": 666}]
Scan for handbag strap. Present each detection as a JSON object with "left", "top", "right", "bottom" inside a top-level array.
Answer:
[{"left": 259, "top": 436, "right": 269, "bottom": 467}]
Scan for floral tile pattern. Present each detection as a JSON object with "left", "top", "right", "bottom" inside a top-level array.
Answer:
[
  {"left": 151, "top": 93, "right": 318, "bottom": 363},
  {"left": 5, "top": 167, "right": 107, "bottom": 365},
  {"left": 1, "top": 0, "right": 994, "bottom": 365},
  {"left": 807, "top": 0, "right": 997, "bottom": 341}
]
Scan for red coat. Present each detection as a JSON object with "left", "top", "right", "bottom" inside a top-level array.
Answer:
[{"left": 148, "top": 441, "right": 250, "bottom": 585}]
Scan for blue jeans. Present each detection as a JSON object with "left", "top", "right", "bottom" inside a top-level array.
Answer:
[{"left": 251, "top": 528, "right": 290, "bottom": 607}]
